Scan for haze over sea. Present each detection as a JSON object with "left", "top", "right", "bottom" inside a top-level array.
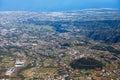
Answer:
[{"left": 0, "top": 0, "right": 120, "bottom": 12}]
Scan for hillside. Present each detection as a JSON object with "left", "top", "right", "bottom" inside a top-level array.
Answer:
[{"left": 0, "top": 8, "right": 120, "bottom": 43}]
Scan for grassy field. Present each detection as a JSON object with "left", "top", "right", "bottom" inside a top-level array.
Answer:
[{"left": 38, "top": 68, "right": 58, "bottom": 78}]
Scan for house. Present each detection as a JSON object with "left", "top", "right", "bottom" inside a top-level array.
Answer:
[
  {"left": 15, "top": 59, "right": 26, "bottom": 67},
  {"left": 5, "top": 67, "right": 15, "bottom": 76}
]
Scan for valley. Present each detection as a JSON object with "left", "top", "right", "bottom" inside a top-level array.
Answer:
[{"left": 0, "top": 8, "right": 120, "bottom": 80}]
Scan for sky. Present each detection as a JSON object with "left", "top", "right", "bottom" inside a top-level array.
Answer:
[{"left": 0, "top": 0, "right": 120, "bottom": 12}]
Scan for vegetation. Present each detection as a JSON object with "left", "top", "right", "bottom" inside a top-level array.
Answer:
[
  {"left": 0, "top": 9, "right": 120, "bottom": 79},
  {"left": 70, "top": 57, "right": 103, "bottom": 70},
  {"left": 91, "top": 45, "right": 120, "bottom": 54}
]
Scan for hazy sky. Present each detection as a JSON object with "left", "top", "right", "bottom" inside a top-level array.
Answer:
[{"left": 0, "top": 0, "right": 120, "bottom": 12}]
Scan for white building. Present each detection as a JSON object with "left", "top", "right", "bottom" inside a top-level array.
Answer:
[
  {"left": 15, "top": 59, "right": 25, "bottom": 67},
  {"left": 5, "top": 67, "right": 15, "bottom": 76}
]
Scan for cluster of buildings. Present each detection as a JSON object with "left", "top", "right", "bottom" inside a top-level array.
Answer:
[{"left": 5, "top": 58, "right": 27, "bottom": 76}]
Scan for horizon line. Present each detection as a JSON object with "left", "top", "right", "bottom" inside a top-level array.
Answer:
[{"left": 0, "top": 8, "right": 119, "bottom": 13}]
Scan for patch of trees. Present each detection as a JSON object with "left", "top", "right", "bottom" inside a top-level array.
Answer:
[
  {"left": 91, "top": 45, "right": 120, "bottom": 54},
  {"left": 70, "top": 57, "right": 103, "bottom": 70}
]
